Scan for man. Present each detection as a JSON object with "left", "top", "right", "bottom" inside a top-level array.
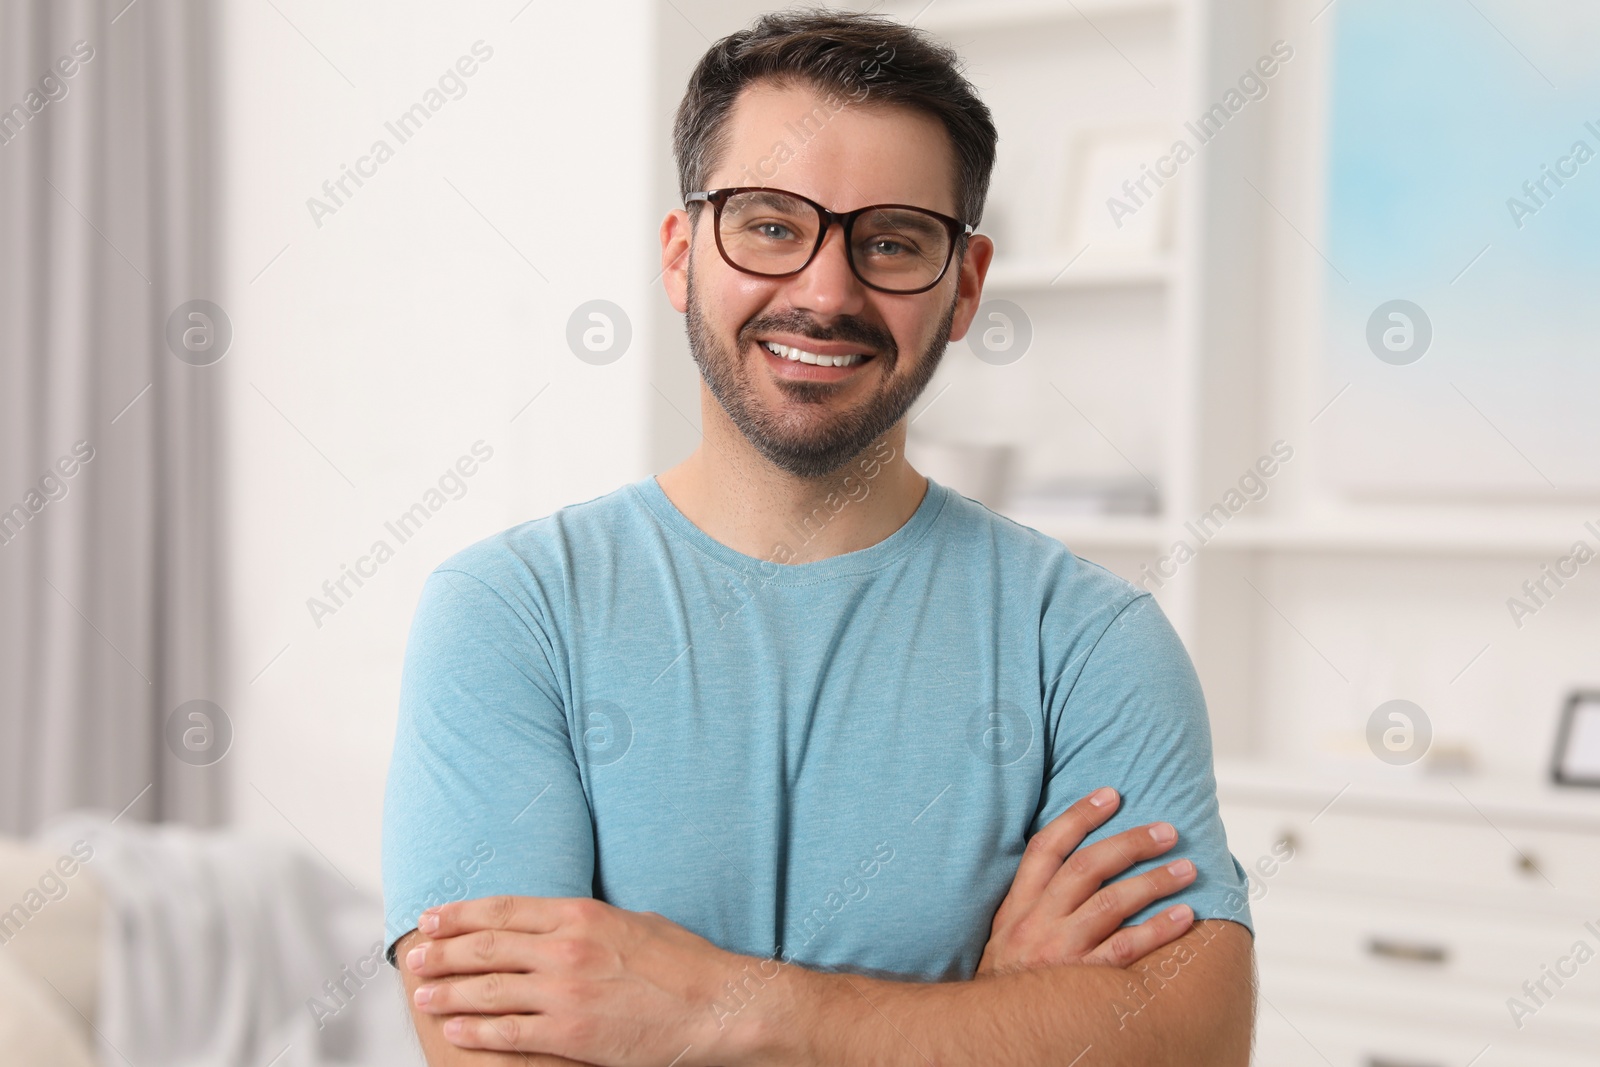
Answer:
[{"left": 382, "top": 9, "right": 1255, "bottom": 1065}]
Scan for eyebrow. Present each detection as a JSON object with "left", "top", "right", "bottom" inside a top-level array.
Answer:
[
  {"left": 734, "top": 190, "right": 804, "bottom": 211},
  {"left": 860, "top": 209, "right": 944, "bottom": 237}
]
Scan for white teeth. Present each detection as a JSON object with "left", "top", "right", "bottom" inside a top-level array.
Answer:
[{"left": 761, "top": 340, "right": 868, "bottom": 368}]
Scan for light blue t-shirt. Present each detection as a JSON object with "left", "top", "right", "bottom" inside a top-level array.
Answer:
[{"left": 381, "top": 473, "right": 1253, "bottom": 978}]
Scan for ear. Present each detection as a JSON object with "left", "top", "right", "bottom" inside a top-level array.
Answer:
[
  {"left": 660, "top": 209, "right": 693, "bottom": 313},
  {"left": 943, "top": 233, "right": 995, "bottom": 343}
]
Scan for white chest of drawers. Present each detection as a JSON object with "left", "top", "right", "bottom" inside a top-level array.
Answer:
[{"left": 1216, "top": 762, "right": 1600, "bottom": 1067}]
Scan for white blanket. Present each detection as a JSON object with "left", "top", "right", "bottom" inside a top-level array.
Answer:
[{"left": 36, "top": 813, "right": 425, "bottom": 1067}]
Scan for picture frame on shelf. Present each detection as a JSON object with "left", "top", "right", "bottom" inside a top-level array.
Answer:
[
  {"left": 1057, "top": 124, "right": 1175, "bottom": 262},
  {"left": 1551, "top": 690, "right": 1600, "bottom": 788}
]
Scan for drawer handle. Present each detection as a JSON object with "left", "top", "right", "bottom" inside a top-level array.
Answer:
[
  {"left": 1366, "top": 937, "right": 1449, "bottom": 965},
  {"left": 1365, "top": 1058, "right": 1446, "bottom": 1067}
]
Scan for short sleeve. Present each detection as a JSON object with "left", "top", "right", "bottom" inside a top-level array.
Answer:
[
  {"left": 1035, "top": 593, "right": 1254, "bottom": 935},
  {"left": 380, "top": 566, "right": 596, "bottom": 964}
]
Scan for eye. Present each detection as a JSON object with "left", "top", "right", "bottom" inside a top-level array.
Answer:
[
  {"left": 863, "top": 236, "right": 918, "bottom": 257},
  {"left": 754, "top": 221, "right": 795, "bottom": 241}
]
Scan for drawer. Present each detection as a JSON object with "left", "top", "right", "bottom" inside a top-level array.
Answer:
[
  {"left": 1512, "top": 826, "right": 1600, "bottom": 897},
  {"left": 1218, "top": 801, "right": 1305, "bottom": 877},
  {"left": 1249, "top": 884, "right": 1600, "bottom": 1003},
  {"left": 1260, "top": 960, "right": 1600, "bottom": 1053},
  {"left": 1254, "top": 999, "right": 1598, "bottom": 1067},
  {"left": 1220, "top": 799, "right": 1595, "bottom": 903}
]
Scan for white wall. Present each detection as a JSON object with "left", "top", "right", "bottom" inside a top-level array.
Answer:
[{"left": 219, "top": 1, "right": 658, "bottom": 889}]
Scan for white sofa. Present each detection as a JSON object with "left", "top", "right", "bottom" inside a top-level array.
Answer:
[
  {"left": 0, "top": 836, "right": 103, "bottom": 1066},
  {"left": 1, "top": 820, "right": 425, "bottom": 1067}
]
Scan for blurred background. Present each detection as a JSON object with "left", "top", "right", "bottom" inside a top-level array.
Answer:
[{"left": 1, "top": 0, "right": 1598, "bottom": 1064}]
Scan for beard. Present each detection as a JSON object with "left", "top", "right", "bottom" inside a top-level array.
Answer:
[{"left": 684, "top": 257, "right": 959, "bottom": 479}]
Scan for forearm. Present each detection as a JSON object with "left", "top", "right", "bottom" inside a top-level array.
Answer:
[{"left": 740, "top": 921, "right": 1254, "bottom": 1067}]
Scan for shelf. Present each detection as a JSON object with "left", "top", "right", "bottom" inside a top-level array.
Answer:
[
  {"left": 906, "top": 0, "right": 1182, "bottom": 33},
  {"left": 981, "top": 255, "right": 1173, "bottom": 292},
  {"left": 1003, "top": 507, "right": 1600, "bottom": 557},
  {"left": 1004, "top": 511, "right": 1166, "bottom": 549},
  {"left": 1197, "top": 513, "right": 1600, "bottom": 557},
  {"left": 1216, "top": 758, "right": 1600, "bottom": 830}
]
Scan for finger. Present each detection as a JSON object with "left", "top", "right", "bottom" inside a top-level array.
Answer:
[
  {"left": 406, "top": 928, "right": 543, "bottom": 977},
  {"left": 1001, "top": 788, "right": 1121, "bottom": 918},
  {"left": 421, "top": 894, "right": 582, "bottom": 939},
  {"left": 1081, "top": 903, "right": 1195, "bottom": 968},
  {"left": 1040, "top": 822, "right": 1182, "bottom": 916},
  {"left": 1006, "top": 854, "right": 1194, "bottom": 969},
  {"left": 442, "top": 1012, "right": 553, "bottom": 1053},
  {"left": 414, "top": 971, "right": 547, "bottom": 1016},
  {"left": 1056, "top": 855, "right": 1196, "bottom": 950}
]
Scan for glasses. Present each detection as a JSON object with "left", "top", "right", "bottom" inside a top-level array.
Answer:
[{"left": 685, "top": 186, "right": 973, "bottom": 295}]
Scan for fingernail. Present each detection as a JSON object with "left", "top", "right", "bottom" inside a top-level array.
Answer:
[
  {"left": 1167, "top": 904, "right": 1193, "bottom": 923},
  {"left": 443, "top": 1017, "right": 463, "bottom": 1039},
  {"left": 414, "top": 985, "right": 434, "bottom": 1007},
  {"left": 1149, "top": 823, "right": 1176, "bottom": 843},
  {"left": 419, "top": 911, "right": 440, "bottom": 933},
  {"left": 1167, "top": 858, "right": 1194, "bottom": 877},
  {"left": 1090, "top": 787, "right": 1117, "bottom": 807},
  {"left": 406, "top": 946, "right": 427, "bottom": 971}
]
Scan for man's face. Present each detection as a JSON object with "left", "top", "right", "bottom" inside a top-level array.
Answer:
[{"left": 665, "top": 80, "right": 991, "bottom": 479}]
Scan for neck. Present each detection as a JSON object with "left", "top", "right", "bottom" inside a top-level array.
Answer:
[{"left": 655, "top": 388, "right": 928, "bottom": 565}]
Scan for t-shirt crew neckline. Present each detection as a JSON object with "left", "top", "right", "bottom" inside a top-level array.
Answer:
[{"left": 632, "top": 472, "right": 950, "bottom": 585}]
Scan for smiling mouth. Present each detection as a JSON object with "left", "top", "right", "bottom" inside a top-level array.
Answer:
[{"left": 759, "top": 339, "right": 875, "bottom": 368}]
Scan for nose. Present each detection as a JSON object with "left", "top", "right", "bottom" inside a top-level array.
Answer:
[{"left": 786, "top": 216, "right": 869, "bottom": 318}]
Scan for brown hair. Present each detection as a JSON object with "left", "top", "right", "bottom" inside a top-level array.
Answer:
[{"left": 672, "top": 6, "right": 998, "bottom": 238}]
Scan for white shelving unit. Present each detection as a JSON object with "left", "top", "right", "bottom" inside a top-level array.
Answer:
[
  {"left": 884, "top": 0, "right": 1210, "bottom": 635},
  {"left": 882, "top": 0, "right": 1600, "bottom": 770}
]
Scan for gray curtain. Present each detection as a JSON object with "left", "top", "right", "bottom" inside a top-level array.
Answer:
[{"left": 0, "top": 0, "right": 226, "bottom": 831}]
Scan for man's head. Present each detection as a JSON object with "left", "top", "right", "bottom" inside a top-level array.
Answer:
[{"left": 662, "top": 8, "right": 997, "bottom": 479}]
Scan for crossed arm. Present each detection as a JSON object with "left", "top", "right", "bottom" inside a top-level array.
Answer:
[{"left": 393, "top": 789, "right": 1256, "bottom": 1066}]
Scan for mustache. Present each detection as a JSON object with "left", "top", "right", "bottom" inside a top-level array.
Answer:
[{"left": 740, "top": 311, "right": 897, "bottom": 359}]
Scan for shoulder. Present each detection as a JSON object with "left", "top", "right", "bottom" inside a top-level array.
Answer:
[
  {"left": 401, "top": 480, "right": 657, "bottom": 648},
  {"left": 932, "top": 481, "right": 1150, "bottom": 634},
  {"left": 426, "top": 478, "right": 653, "bottom": 595},
  {"left": 927, "top": 486, "right": 1189, "bottom": 700}
]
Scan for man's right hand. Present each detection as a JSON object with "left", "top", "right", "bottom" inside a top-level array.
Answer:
[
  {"left": 976, "top": 787, "right": 1198, "bottom": 978},
  {"left": 396, "top": 926, "right": 600, "bottom": 1067}
]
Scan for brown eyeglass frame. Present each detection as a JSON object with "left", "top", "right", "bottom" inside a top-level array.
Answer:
[{"left": 685, "top": 186, "right": 974, "bottom": 295}]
